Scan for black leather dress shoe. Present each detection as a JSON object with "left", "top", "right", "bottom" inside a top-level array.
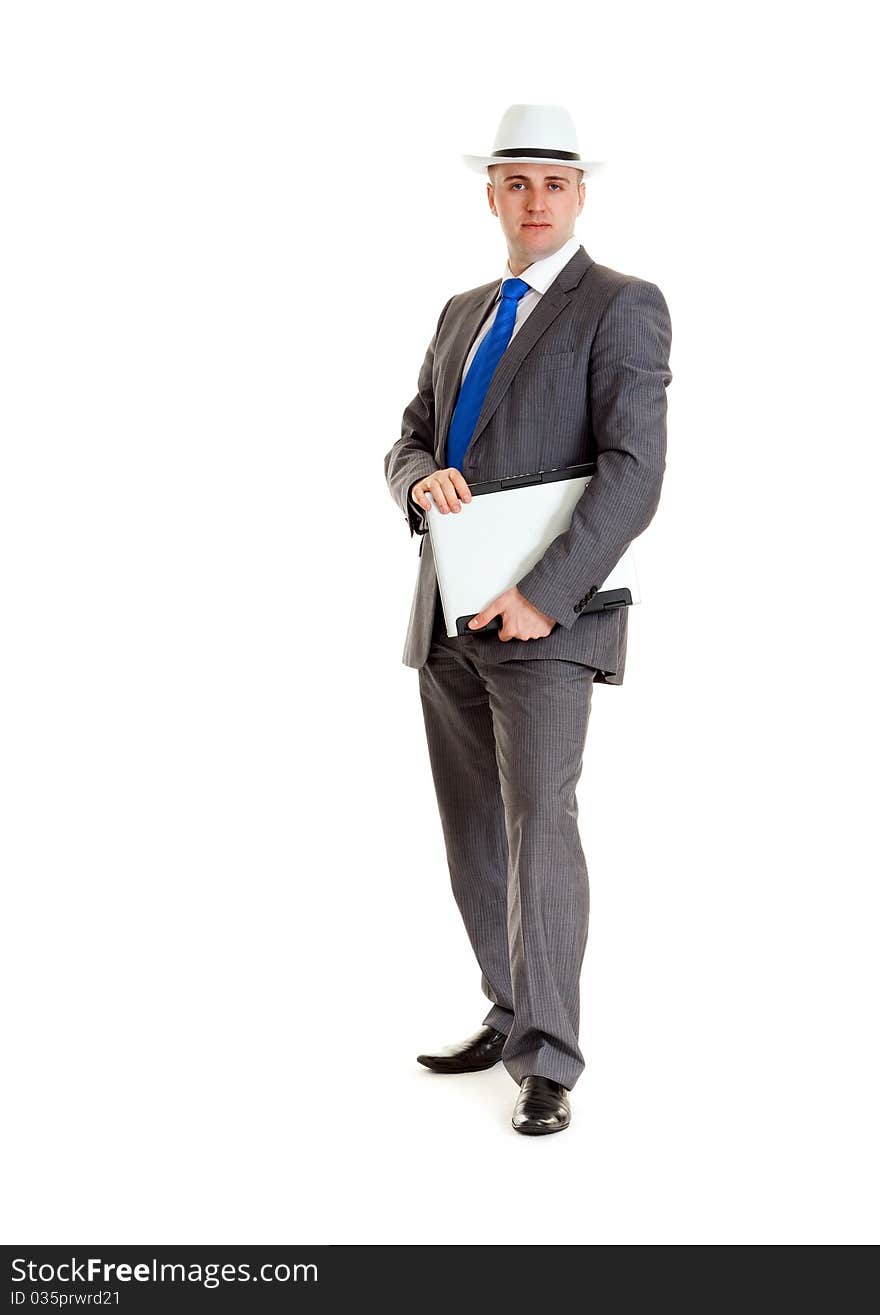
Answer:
[
  {"left": 511, "top": 1075, "right": 572, "bottom": 1135},
  {"left": 417, "top": 1025, "right": 507, "bottom": 1074}
]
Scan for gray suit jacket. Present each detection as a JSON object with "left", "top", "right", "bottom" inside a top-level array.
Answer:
[{"left": 383, "top": 244, "right": 673, "bottom": 683}]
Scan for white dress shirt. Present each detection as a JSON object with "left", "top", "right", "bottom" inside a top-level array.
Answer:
[{"left": 460, "top": 234, "right": 580, "bottom": 382}]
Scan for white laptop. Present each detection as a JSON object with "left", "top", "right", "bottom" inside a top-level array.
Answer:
[{"left": 426, "top": 463, "right": 641, "bottom": 638}]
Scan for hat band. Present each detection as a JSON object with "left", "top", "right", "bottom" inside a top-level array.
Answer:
[{"left": 493, "top": 147, "right": 580, "bottom": 161}]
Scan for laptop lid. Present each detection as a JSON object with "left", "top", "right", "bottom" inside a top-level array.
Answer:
[{"left": 426, "top": 464, "right": 640, "bottom": 638}]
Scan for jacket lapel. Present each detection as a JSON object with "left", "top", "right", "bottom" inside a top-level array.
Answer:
[
  {"left": 437, "top": 245, "right": 593, "bottom": 467},
  {"left": 435, "top": 281, "right": 499, "bottom": 464}
]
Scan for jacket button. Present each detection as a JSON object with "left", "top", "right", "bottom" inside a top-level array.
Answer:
[{"left": 573, "top": 603, "right": 581, "bottom": 613}]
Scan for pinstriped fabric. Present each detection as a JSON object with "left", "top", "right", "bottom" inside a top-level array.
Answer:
[
  {"left": 418, "top": 608, "right": 596, "bottom": 1089},
  {"left": 383, "top": 245, "right": 673, "bottom": 685},
  {"left": 387, "top": 245, "right": 672, "bottom": 1089}
]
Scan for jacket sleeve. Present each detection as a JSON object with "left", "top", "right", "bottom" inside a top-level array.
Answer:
[
  {"left": 384, "top": 297, "right": 454, "bottom": 538},
  {"left": 515, "top": 278, "right": 673, "bottom": 627}
]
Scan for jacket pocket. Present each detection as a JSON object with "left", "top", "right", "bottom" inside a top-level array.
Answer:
[{"left": 525, "top": 348, "right": 576, "bottom": 372}]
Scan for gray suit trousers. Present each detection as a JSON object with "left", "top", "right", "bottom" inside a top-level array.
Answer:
[{"left": 418, "top": 594, "right": 596, "bottom": 1090}]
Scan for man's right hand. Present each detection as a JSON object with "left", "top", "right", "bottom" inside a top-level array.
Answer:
[{"left": 410, "top": 468, "right": 473, "bottom": 515}]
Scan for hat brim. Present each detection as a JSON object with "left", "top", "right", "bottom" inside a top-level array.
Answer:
[{"left": 462, "top": 154, "right": 605, "bottom": 176}]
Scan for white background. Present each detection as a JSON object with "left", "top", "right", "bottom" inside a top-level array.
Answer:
[{"left": 1, "top": 0, "right": 877, "bottom": 1245}]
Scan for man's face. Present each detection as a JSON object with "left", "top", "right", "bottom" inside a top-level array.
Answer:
[{"left": 487, "top": 163, "right": 585, "bottom": 272}]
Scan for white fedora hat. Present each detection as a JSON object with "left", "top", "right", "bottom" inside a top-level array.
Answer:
[{"left": 462, "top": 104, "right": 604, "bottom": 176}]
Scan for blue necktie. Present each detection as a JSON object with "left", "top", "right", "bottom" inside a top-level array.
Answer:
[{"left": 446, "top": 277, "right": 530, "bottom": 471}]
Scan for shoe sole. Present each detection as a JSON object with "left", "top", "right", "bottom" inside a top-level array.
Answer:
[{"left": 416, "top": 1057, "right": 503, "bottom": 1074}]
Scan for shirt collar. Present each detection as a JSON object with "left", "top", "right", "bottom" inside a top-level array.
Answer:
[{"left": 501, "top": 235, "right": 581, "bottom": 296}]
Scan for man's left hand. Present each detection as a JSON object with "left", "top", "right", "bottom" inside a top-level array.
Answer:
[{"left": 468, "top": 587, "right": 557, "bottom": 642}]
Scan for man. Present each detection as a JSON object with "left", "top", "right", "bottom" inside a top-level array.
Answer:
[{"left": 383, "top": 104, "right": 672, "bottom": 1135}]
